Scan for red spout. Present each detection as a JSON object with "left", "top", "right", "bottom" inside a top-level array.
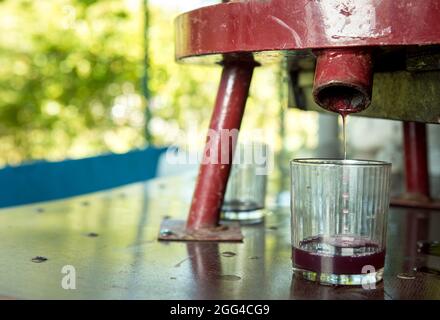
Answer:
[{"left": 313, "top": 48, "right": 373, "bottom": 114}]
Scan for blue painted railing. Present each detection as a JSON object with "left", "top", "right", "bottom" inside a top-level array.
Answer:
[{"left": 0, "top": 147, "right": 167, "bottom": 208}]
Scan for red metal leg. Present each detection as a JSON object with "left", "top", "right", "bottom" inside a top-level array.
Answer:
[
  {"left": 391, "top": 121, "right": 440, "bottom": 209},
  {"left": 187, "top": 62, "right": 255, "bottom": 231},
  {"left": 403, "top": 122, "right": 430, "bottom": 199},
  {"left": 158, "top": 61, "right": 254, "bottom": 242}
]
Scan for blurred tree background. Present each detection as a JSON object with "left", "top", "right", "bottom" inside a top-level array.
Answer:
[{"left": 0, "top": 0, "right": 317, "bottom": 181}]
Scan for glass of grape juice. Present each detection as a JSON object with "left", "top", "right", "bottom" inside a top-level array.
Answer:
[{"left": 290, "top": 159, "right": 391, "bottom": 286}]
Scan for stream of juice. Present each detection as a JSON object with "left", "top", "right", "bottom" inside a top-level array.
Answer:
[{"left": 341, "top": 113, "right": 347, "bottom": 159}]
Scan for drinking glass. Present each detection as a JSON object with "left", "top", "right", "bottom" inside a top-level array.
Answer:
[
  {"left": 290, "top": 159, "right": 391, "bottom": 285},
  {"left": 222, "top": 143, "right": 269, "bottom": 223}
]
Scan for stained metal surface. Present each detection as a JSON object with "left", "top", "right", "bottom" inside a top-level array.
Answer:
[
  {"left": 158, "top": 219, "right": 243, "bottom": 242},
  {"left": 0, "top": 173, "right": 439, "bottom": 299},
  {"left": 175, "top": 0, "right": 440, "bottom": 63},
  {"left": 187, "top": 62, "right": 255, "bottom": 230}
]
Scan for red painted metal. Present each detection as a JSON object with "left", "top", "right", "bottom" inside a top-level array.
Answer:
[
  {"left": 313, "top": 48, "right": 373, "bottom": 113},
  {"left": 186, "top": 61, "right": 255, "bottom": 231},
  {"left": 403, "top": 122, "right": 430, "bottom": 199},
  {"left": 175, "top": 0, "right": 440, "bottom": 227},
  {"left": 175, "top": 0, "right": 440, "bottom": 63}
]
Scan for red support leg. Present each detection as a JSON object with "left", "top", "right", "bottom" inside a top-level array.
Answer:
[
  {"left": 187, "top": 62, "right": 255, "bottom": 231},
  {"left": 157, "top": 60, "right": 255, "bottom": 242},
  {"left": 391, "top": 122, "right": 440, "bottom": 209},
  {"left": 403, "top": 122, "right": 430, "bottom": 200}
]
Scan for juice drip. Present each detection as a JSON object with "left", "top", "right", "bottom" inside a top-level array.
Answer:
[
  {"left": 341, "top": 112, "right": 347, "bottom": 160},
  {"left": 340, "top": 112, "right": 350, "bottom": 228}
]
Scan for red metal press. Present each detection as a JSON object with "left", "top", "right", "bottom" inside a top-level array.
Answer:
[{"left": 159, "top": 0, "right": 440, "bottom": 242}]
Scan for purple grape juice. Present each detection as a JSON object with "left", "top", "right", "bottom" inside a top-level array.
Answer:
[{"left": 292, "top": 235, "right": 385, "bottom": 275}]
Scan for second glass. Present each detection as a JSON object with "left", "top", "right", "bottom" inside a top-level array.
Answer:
[
  {"left": 291, "top": 159, "right": 391, "bottom": 285},
  {"left": 222, "top": 143, "right": 269, "bottom": 223}
]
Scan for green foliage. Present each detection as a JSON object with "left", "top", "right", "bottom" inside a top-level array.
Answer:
[
  {"left": 0, "top": 0, "right": 317, "bottom": 170},
  {"left": 0, "top": 0, "right": 145, "bottom": 165}
]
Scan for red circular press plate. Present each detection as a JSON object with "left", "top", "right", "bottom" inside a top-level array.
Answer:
[{"left": 175, "top": 0, "right": 440, "bottom": 64}]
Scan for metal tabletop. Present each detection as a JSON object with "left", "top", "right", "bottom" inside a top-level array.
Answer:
[{"left": 0, "top": 174, "right": 439, "bottom": 300}]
